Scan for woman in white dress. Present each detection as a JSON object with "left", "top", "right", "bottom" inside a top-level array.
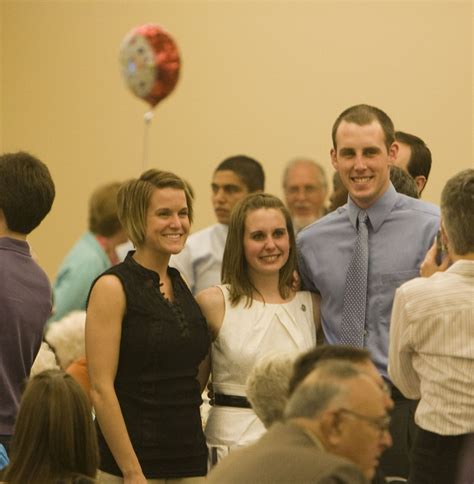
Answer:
[{"left": 196, "top": 193, "right": 321, "bottom": 466}]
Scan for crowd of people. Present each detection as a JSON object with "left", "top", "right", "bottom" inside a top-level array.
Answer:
[{"left": 0, "top": 103, "right": 472, "bottom": 484}]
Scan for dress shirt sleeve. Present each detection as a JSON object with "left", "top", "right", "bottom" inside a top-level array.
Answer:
[
  {"left": 169, "top": 245, "right": 195, "bottom": 293},
  {"left": 388, "top": 287, "right": 421, "bottom": 399},
  {"left": 296, "top": 244, "right": 318, "bottom": 293}
]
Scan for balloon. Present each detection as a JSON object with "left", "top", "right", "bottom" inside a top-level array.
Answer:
[{"left": 120, "top": 24, "right": 180, "bottom": 108}]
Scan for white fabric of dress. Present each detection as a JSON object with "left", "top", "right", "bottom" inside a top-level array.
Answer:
[{"left": 205, "top": 284, "right": 316, "bottom": 465}]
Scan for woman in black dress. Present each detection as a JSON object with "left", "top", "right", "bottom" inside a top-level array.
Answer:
[{"left": 86, "top": 170, "right": 210, "bottom": 483}]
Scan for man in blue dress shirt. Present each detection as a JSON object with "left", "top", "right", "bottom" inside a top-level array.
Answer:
[{"left": 297, "top": 104, "right": 439, "bottom": 480}]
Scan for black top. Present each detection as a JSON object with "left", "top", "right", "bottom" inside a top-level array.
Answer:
[{"left": 90, "top": 253, "right": 209, "bottom": 478}]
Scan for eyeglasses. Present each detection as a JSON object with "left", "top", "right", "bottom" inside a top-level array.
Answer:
[
  {"left": 336, "top": 408, "right": 391, "bottom": 436},
  {"left": 284, "top": 185, "right": 324, "bottom": 196}
]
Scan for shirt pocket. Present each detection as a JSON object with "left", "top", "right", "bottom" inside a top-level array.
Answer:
[{"left": 377, "top": 270, "right": 419, "bottom": 324}]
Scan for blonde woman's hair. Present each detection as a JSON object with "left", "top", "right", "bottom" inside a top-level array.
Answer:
[{"left": 117, "top": 169, "right": 194, "bottom": 248}]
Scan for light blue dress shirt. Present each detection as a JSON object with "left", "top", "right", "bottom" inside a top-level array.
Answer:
[
  {"left": 0, "top": 443, "right": 8, "bottom": 470},
  {"left": 50, "top": 231, "right": 111, "bottom": 322},
  {"left": 297, "top": 184, "right": 440, "bottom": 378}
]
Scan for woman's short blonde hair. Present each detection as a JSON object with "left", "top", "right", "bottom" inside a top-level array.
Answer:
[
  {"left": 117, "top": 169, "right": 194, "bottom": 248},
  {"left": 221, "top": 193, "right": 297, "bottom": 306}
]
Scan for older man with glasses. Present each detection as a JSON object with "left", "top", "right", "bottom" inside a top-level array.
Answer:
[{"left": 207, "top": 360, "right": 391, "bottom": 484}]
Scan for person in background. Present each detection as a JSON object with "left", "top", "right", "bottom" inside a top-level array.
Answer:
[
  {"left": 197, "top": 193, "right": 320, "bottom": 467},
  {"left": 389, "top": 169, "right": 474, "bottom": 484},
  {"left": 282, "top": 158, "right": 328, "bottom": 231},
  {"left": 0, "top": 370, "right": 98, "bottom": 484},
  {"left": 0, "top": 444, "right": 8, "bottom": 471},
  {"left": 170, "top": 155, "right": 265, "bottom": 294},
  {"left": 86, "top": 169, "right": 210, "bottom": 483},
  {"left": 388, "top": 165, "right": 419, "bottom": 199},
  {"left": 0, "top": 151, "right": 55, "bottom": 452},
  {"left": 328, "top": 171, "right": 349, "bottom": 212},
  {"left": 207, "top": 361, "right": 390, "bottom": 484},
  {"left": 245, "top": 353, "right": 296, "bottom": 428},
  {"left": 394, "top": 131, "right": 432, "bottom": 196},
  {"left": 50, "top": 182, "right": 128, "bottom": 322}
]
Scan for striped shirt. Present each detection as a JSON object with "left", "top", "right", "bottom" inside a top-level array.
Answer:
[{"left": 388, "top": 260, "right": 474, "bottom": 435}]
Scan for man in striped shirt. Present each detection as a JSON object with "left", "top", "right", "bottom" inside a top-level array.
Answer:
[{"left": 389, "top": 168, "right": 474, "bottom": 484}]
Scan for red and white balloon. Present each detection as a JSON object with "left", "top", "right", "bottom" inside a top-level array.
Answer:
[{"left": 120, "top": 24, "right": 180, "bottom": 109}]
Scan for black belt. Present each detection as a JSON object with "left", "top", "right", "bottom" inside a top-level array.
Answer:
[{"left": 214, "top": 393, "right": 251, "bottom": 408}]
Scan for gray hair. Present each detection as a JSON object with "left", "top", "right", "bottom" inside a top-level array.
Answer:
[
  {"left": 282, "top": 158, "right": 328, "bottom": 189},
  {"left": 246, "top": 353, "right": 295, "bottom": 428},
  {"left": 284, "top": 361, "right": 360, "bottom": 420},
  {"left": 441, "top": 169, "right": 474, "bottom": 255}
]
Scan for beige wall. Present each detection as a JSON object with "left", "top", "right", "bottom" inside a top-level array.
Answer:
[{"left": 1, "top": 0, "right": 472, "bottom": 279}]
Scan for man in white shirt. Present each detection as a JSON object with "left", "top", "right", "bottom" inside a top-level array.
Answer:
[
  {"left": 171, "top": 155, "right": 264, "bottom": 294},
  {"left": 389, "top": 168, "right": 474, "bottom": 484}
]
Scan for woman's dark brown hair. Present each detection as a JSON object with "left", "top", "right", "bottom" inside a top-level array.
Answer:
[{"left": 221, "top": 193, "right": 297, "bottom": 307}]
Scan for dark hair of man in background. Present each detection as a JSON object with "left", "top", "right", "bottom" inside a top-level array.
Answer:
[
  {"left": 0, "top": 151, "right": 55, "bottom": 234},
  {"left": 216, "top": 155, "right": 265, "bottom": 192},
  {"left": 395, "top": 131, "right": 432, "bottom": 183}
]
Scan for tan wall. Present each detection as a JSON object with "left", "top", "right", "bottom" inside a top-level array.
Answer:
[{"left": 1, "top": 0, "right": 472, "bottom": 280}]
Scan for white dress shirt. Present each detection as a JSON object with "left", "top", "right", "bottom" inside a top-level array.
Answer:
[
  {"left": 388, "top": 260, "right": 474, "bottom": 435},
  {"left": 170, "top": 224, "right": 228, "bottom": 295}
]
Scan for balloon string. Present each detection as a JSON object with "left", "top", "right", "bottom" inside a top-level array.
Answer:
[{"left": 142, "top": 110, "right": 154, "bottom": 171}]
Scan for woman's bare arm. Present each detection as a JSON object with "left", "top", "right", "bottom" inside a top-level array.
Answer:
[
  {"left": 86, "top": 275, "right": 146, "bottom": 484},
  {"left": 195, "top": 286, "right": 225, "bottom": 341}
]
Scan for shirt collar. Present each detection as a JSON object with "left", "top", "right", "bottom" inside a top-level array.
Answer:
[
  {"left": 347, "top": 183, "right": 397, "bottom": 232},
  {"left": 0, "top": 236, "right": 31, "bottom": 256},
  {"left": 446, "top": 259, "right": 474, "bottom": 276}
]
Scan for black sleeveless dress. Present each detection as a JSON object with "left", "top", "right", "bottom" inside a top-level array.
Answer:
[{"left": 89, "top": 253, "right": 209, "bottom": 478}]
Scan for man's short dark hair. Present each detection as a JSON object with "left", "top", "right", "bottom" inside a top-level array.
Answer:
[
  {"left": 390, "top": 165, "right": 419, "bottom": 199},
  {"left": 441, "top": 169, "right": 474, "bottom": 255},
  {"left": 395, "top": 131, "right": 432, "bottom": 182},
  {"left": 0, "top": 151, "right": 55, "bottom": 234},
  {"left": 288, "top": 345, "right": 371, "bottom": 395},
  {"left": 215, "top": 155, "right": 265, "bottom": 192},
  {"left": 332, "top": 104, "right": 395, "bottom": 151}
]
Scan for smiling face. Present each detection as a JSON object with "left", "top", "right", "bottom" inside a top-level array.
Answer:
[
  {"left": 331, "top": 121, "right": 397, "bottom": 209},
  {"left": 211, "top": 170, "right": 249, "bottom": 225},
  {"left": 143, "top": 187, "right": 190, "bottom": 257},
  {"left": 284, "top": 162, "right": 328, "bottom": 228},
  {"left": 243, "top": 208, "right": 290, "bottom": 279}
]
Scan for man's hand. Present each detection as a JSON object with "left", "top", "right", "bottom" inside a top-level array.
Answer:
[{"left": 420, "top": 241, "right": 450, "bottom": 277}]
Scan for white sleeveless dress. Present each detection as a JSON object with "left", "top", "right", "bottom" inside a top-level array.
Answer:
[{"left": 205, "top": 285, "right": 316, "bottom": 465}]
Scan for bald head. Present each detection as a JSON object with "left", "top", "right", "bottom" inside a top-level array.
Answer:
[{"left": 285, "top": 361, "right": 391, "bottom": 480}]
